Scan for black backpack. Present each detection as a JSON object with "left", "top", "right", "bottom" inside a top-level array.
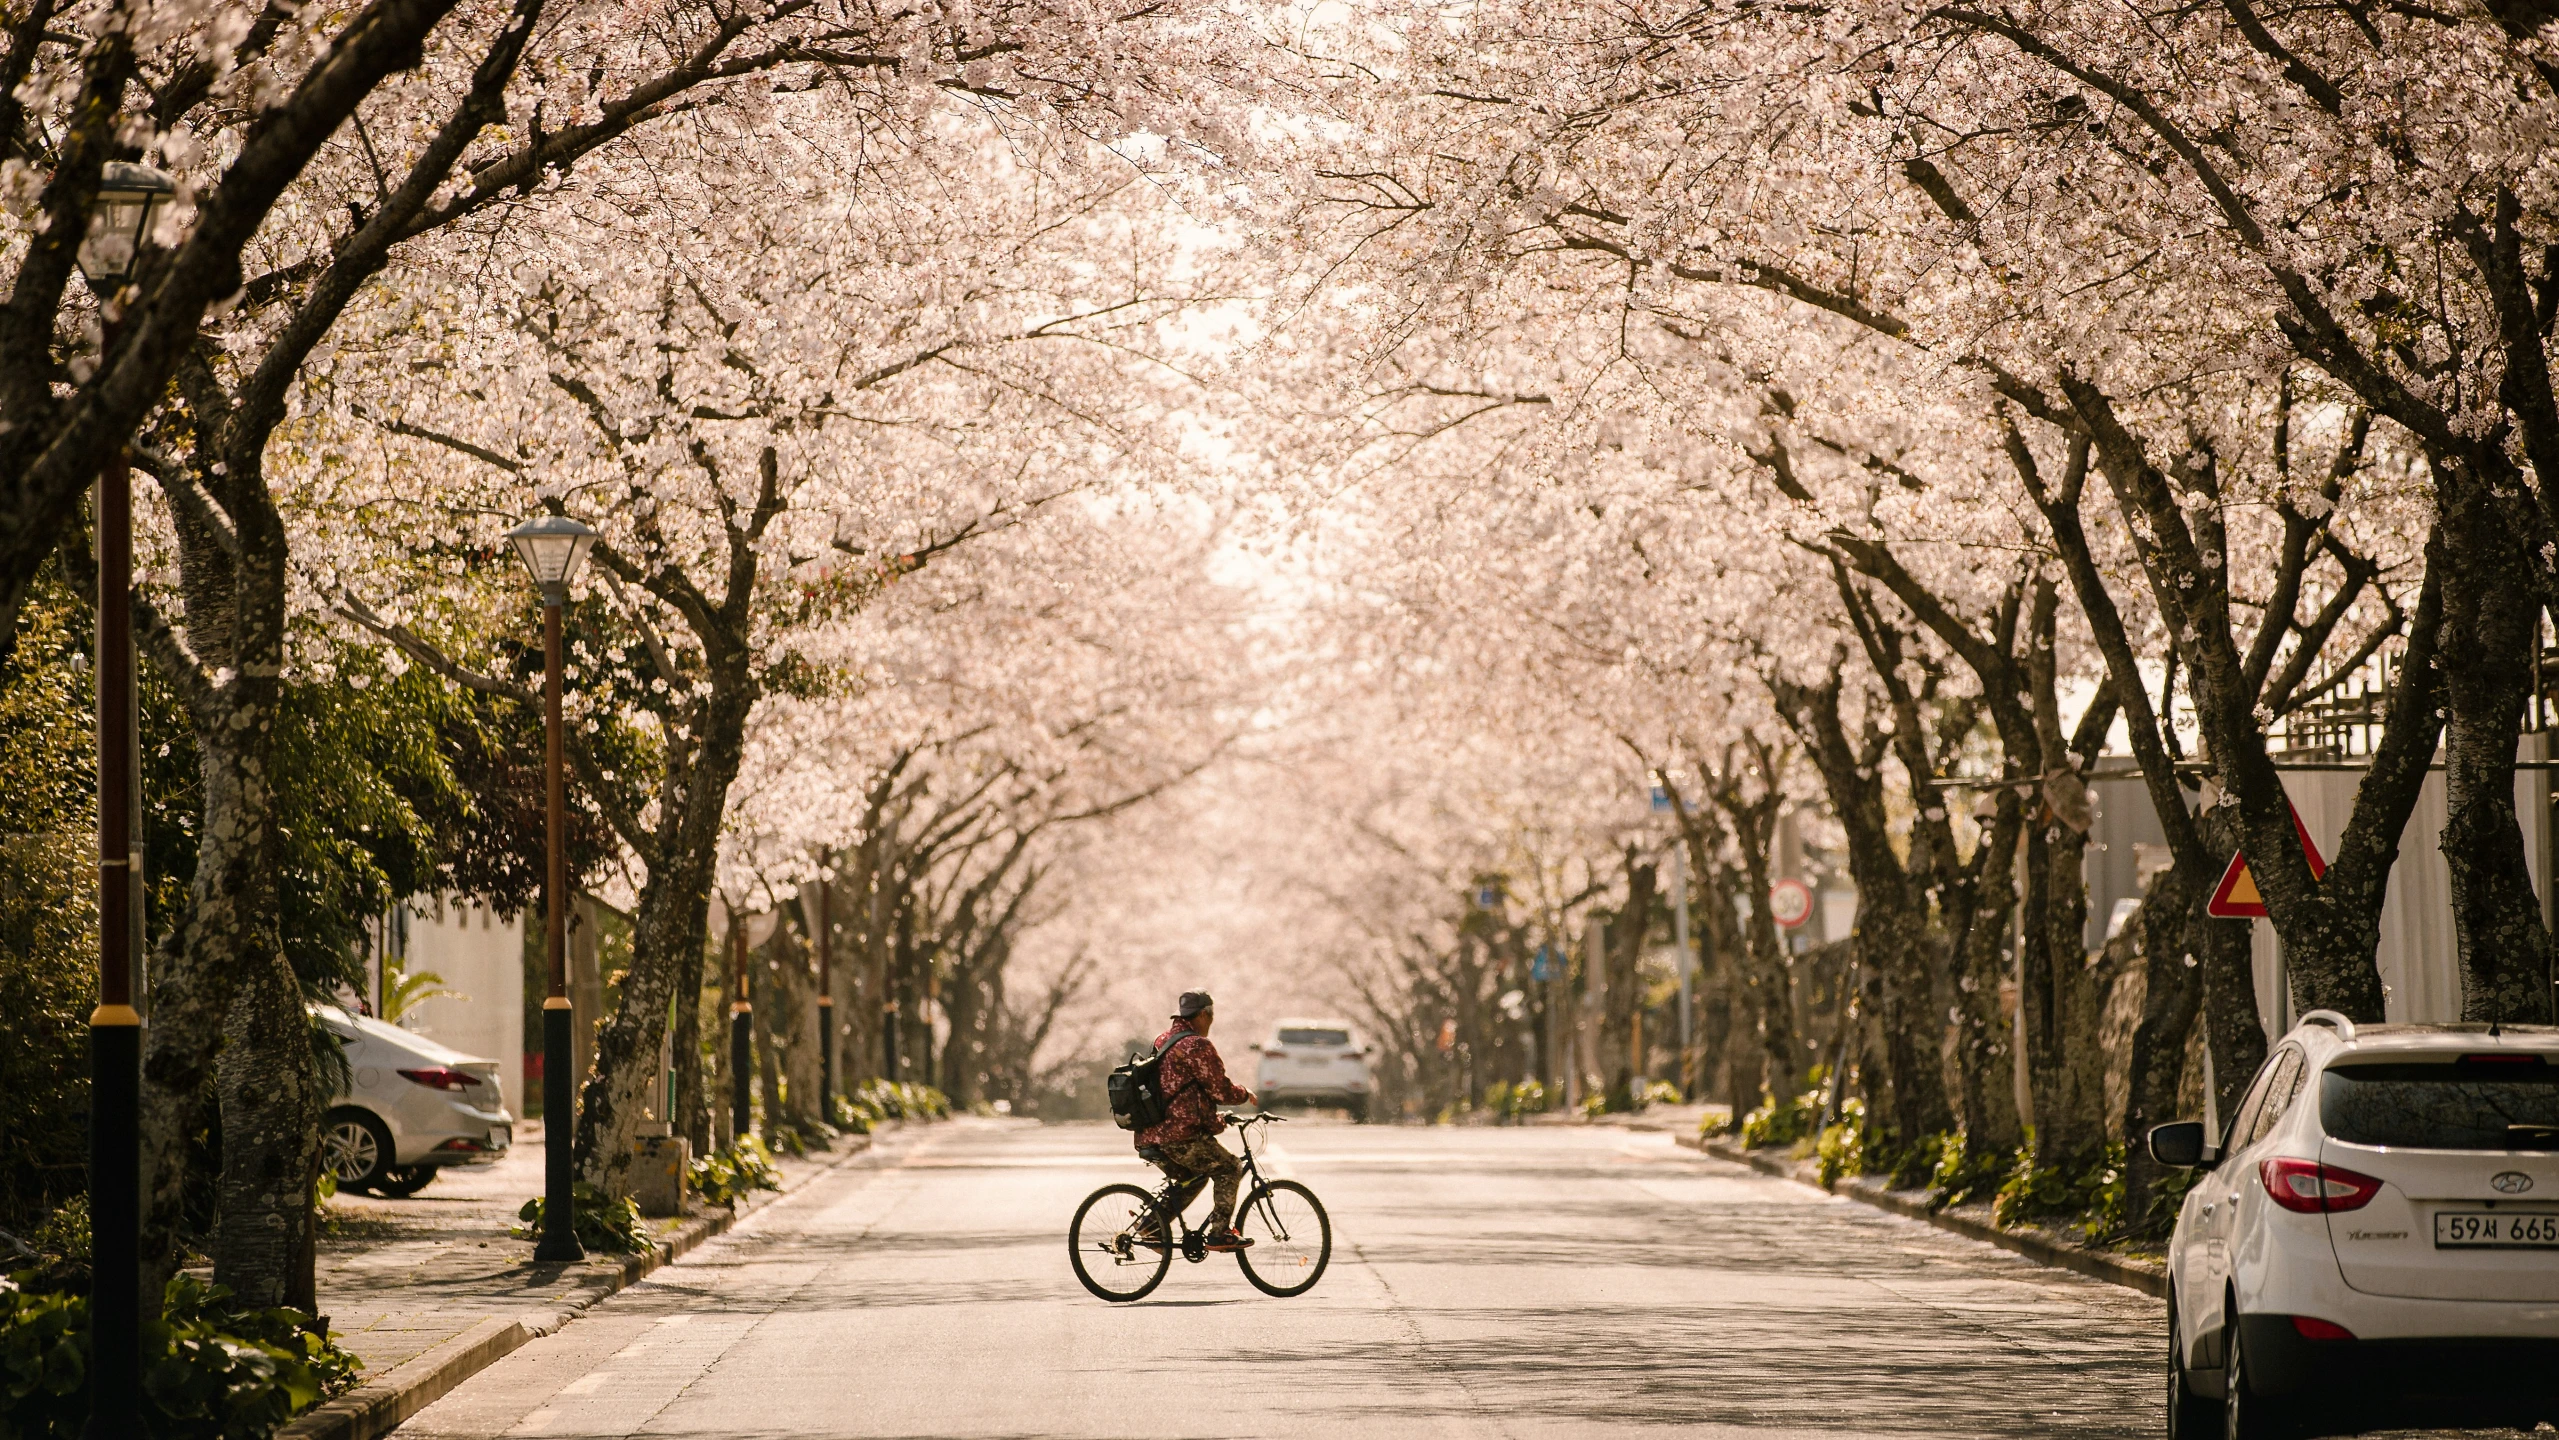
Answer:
[{"left": 1107, "top": 1033, "right": 1190, "bottom": 1132}]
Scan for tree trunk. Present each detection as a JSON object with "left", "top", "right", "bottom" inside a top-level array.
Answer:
[
  {"left": 2019, "top": 818, "right": 2109, "bottom": 1171},
  {"left": 1774, "top": 671, "right": 1957, "bottom": 1170},
  {"left": 1941, "top": 800, "right": 2026, "bottom": 1160},
  {"left": 572, "top": 659, "right": 755, "bottom": 1196},
  {"left": 136, "top": 449, "right": 302, "bottom": 1308},
  {"left": 2437, "top": 482, "right": 2556, "bottom": 1023},
  {"left": 213, "top": 950, "right": 319, "bottom": 1310},
  {"left": 1603, "top": 859, "right": 1656, "bottom": 1110},
  {"left": 1731, "top": 828, "right": 1801, "bottom": 1102},
  {"left": 750, "top": 939, "right": 785, "bottom": 1140},
  {"left": 135, "top": 735, "right": 267, "bottom": 1301},
  {"left": 2117, "top": 865, "right": 2205, "bottom": 1228},
  {"left": 673, "top": 937, "right": 708, "bottom": 1159}
]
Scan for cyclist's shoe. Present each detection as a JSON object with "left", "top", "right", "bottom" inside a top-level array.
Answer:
[{"left": 1201, "top": 1226, "right": 1254, "bottom": 1252}]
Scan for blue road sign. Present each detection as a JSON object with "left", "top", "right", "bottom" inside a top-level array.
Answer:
[
  {"left": 1476, "top": 884, "right": 1500, "bottom": 909},
  {"left": 1530, "top": 945, "right": 1562, "bottom": 982},
  {"left": 1651, "top": 786, "right": 1672, "bottom": 813}
]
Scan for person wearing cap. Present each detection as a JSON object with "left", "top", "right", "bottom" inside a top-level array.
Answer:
[{"left": 1135, "top": 991, "right": 1257, "bottom": 1251}]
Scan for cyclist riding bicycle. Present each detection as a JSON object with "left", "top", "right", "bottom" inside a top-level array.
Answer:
[{"left": 1134, "top": 990, "right": 1257, "bottom": 1252}]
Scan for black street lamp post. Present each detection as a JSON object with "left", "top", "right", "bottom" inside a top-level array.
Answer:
[
  {"left": 731, "top": 915, "right": 753, "bottom": 1141},
  {"left": 814, "top": 854, "right": 833, "bottom": 1116},
  {"left": 505, "top": 515, "right": 596, "bottom": 1266},
  {"left": 78, "top": 159, "right": 175, "bottom": 1440}
]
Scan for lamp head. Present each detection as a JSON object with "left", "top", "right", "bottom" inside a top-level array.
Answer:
[
  {"left": 505, "top": 515, "right": 598, "bottom": 601},
  {"left": 77, "top": 162, "right": 178, "bottom": 293}
]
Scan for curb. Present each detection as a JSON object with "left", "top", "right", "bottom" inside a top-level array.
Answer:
[
  {"left": 279, "top": 1129, "right": 882, "bottom": 1440},
  {"left": 1676, "top": 1132, "right": 2167, "bottom": 1299}
]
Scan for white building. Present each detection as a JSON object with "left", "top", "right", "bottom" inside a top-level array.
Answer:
[
  {"left": 364, "top": 895, "right": 527, "bottom": 1115},
  {"left": 2086, "top": 739, "right": 2554, "bottom": 1036}
]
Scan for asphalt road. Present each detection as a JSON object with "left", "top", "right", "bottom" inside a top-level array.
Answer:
[{"left": 394, "top": 1116, "right": 2187, "bottom": 1438}]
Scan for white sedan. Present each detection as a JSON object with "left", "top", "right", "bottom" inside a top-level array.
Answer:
[{"left": 314, "top": 1005, "right": 513, "bottom": 1197}]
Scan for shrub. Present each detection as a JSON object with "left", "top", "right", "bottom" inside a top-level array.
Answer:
[
  {"left": 688, "top": 1138, "right": 781, "bottom": 1208},
  {"left": 1926, "top": 1132, "right": 2009, "bottom": 1210},
  {"left": 1641, "top": 1080, "right": 1683, "bottom": 1108},
  {"left": 1739, "top": 1087, "right": 1823, "bottom": 1149},
  {"left": 1, "top": 1273, "right": 359, "bottom": 1439},
  {"left": 1815, "top": 1098, "right": 1868, "bottom": 1187},
  {"left": 1577, "top": 1092, "right": 1607, "bottom": 1119},
  {"left": 844, "top": 1080, "right": 950, "bottom": 1124},
  {"left": 1501, "top": 1079, "right": 1548, "bottom": 1120},
  {"left": 759, "top": 1117, "right": 838, "bottom": 1158},
  {"left": 513, "top": 1182, "right": 649, "bottom": 1255},
  {"left": 1992, "top": 1138, "right": 2127, "bottom": 1239},
  {"left": 1697, "top": 1109, "right": 1732, "bottom": 1139},
  {"left": 2141, "top": 1165, "right": 2203, "bottom": 1238}
]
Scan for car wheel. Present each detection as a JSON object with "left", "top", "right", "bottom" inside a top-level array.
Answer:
[
  {"left": 321, "top": 1108, "right": 395, "bottom": 1191},
  {"left": 373, "top": 1165, "right": 435, "bottom": 1198},
  {"left": 1346, "top": 1097, "right": 1368, "bottom": 1124},
  {"left": 2166, "top": 1289, "right": 2218, "bottom": 1440},
  {"left": 2223, "top": 1312, "right": 2298, "bottom": 1440}
]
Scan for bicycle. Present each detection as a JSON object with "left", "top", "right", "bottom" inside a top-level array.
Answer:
[{"left": 1068, "top": 1111, "right": 1331, "bottom": 1303}]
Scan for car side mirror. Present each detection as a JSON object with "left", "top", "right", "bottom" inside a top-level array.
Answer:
[{"left": 2146, "top": 1120, "right": 2218, "bottom": 1170}]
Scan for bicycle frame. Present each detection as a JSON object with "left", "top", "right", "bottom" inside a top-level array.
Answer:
[{"left": 1142, "top": 1113, "right": 1290, "bottom": 1260}]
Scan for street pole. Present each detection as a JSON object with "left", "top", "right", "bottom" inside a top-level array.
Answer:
[
  {"left": 535, "top": 597, "right": 585, "bottom": 1264},
  {"left": 86, "top": 373, "right": 142, "bottom": 1440},
  {"left": 1670, "top": 842, "right": 1694, "bottom": 1100},
  {"left": 814, "top": 856, "right": 833, "bottom": 1117},
  {"left": 731, "top": 919, "right": 754, "bottom": 1141}
]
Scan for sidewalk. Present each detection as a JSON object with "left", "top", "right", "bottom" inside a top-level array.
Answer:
[
  {"left": 286, "top": 1119, "right": 894, "bottom": 1440},
  {"left": 1678, "top": 1130, "right": 2169, "bottom": 1297}
]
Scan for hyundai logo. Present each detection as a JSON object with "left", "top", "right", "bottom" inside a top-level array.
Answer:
[{"left": 2493, "top": 1171, "right": 2535, "bottom": 1194}]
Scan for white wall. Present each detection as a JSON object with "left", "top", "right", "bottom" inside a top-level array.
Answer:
[
  {"left": 398, "top": 895, "right": 527, "bottom": 1115},
  {"left": 2252, "top": 737, "right": 2551, "bottom": 1034}
]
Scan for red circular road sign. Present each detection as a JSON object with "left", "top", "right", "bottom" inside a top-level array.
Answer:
[{"left": 1769, "top": 878, "right": 1814, "bottom": 930}]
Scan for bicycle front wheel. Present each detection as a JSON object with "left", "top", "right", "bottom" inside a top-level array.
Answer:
[
  {"left": 1069, "top": 1183, "right": 1172, "bottom": 1302},
  {"left": 1234, "top": 1179, "right": 1330, "bottom": 1297}
]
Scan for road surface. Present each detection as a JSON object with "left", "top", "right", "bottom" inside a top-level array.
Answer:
[{"left": 396, "top": 1117, "right": 2173, "bottom": 1438}]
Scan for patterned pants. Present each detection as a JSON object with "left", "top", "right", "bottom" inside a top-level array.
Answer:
[{"left": 1154, "top": 1136, "right": 1243, "bottom": 1229}]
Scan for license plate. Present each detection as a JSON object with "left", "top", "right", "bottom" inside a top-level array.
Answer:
[
  {"left": 2435, "top": 1211, "right": 2559, "bottom": 1247},
  {"left": 490, "top": 1124, "right": 512, "bottom": 1150}
]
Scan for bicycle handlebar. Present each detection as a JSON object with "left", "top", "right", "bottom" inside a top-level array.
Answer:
[{"left": 1222, "top": 1110, "right": 1284, "bottom": 1126}]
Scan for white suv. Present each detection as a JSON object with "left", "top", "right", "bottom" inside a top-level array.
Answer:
[
  {"left": 1252, "top": 1020, "right": 1373, "bottom": 1123},
  {"left": 2150, "top": 1012, "right": 2559, "bottom": 1438}
]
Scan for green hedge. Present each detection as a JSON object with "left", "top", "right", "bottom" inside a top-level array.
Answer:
[
  {"left": 511, "top": 1183, "right": 649, "bottom": 1255},
  {"left": 0, "top": 1273, "right": 359, "bottom": 1439},
  {"left": 688, "top": 1139, "right": 781, "bottom": 1208}
]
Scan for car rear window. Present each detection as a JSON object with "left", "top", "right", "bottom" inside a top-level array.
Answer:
[
  {"left": 1279, "top": 1029, "right": 1351, "bottom": 1047},
  {"left": 2321, "top": 1060, "right": 2559, "bottom": 1150}
]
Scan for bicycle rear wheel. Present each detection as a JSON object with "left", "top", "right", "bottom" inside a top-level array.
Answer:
[
  {"left": 1069, "top": 1183, "right": 1172, "bottom": 1302},
  {"left": 1234, "top": 1180, "right": 1330, "bottom": 1297}
]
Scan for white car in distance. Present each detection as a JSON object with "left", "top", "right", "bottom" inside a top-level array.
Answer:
[
  {"left": 2148, "top": 1011, "right": 2559, "bottom": 1439},
  {"left": 1251, "top": 1019, "right": 1373, "bottom": 1123},
  {"left": 314, "top": 1005, "right": 514, "bottom": 1197}
]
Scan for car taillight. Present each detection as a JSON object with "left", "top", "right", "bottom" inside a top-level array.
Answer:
[
  {"left": 2290, "top": 1316, "right": 2355, "bottom": 1341},
  {"left": 399, "top": 1067, "right": 482, "bottom": 1091},
  {"left": 2260, "top": 1157, "right": 2382, "bottom": 1213},
  {"left": 432, "top": 1137, "right": 487, "bottom": 1153},
  {"left": 1263, "top": 1050, "right": 1286, "bottom": 1060}
]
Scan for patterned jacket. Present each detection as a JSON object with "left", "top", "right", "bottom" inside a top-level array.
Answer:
[{"left": 1134, "top": 1020, "right": 1251, "bottom": 1147}]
